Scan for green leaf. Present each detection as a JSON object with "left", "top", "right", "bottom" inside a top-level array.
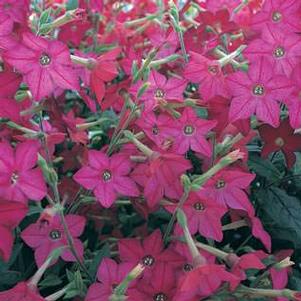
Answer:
[
  {"left": 257, "top": 187, "right": 301, "bottom": 247},
  {"left": 248, "top": 155, "right": 283, "bottom": 183},
  {"left": 39, "top": 8, "right": 52, "bottom": 27},
  {"left": 88, "top": 243, "right": 110, "bottom": 278},
  {"left": 39, "top": 274, "right": 63, "bottom": 288},
  {"left": 66, "top": 0, "right": 78, "bottom": 10}
]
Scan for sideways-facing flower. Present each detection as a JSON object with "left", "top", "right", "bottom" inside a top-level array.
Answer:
[
  {"left": 258, "top": 119, "right": 301, "bottom": 168},
  {"left": 227, "top": 57, "right": 294, "bottom": 127},
  {"left": 21, "top": 213, "right": 85, "bottom": 267},
  {"left": 0, "top": 281, "right": 44, "bottom": 301},
  {"left": 226, "top": 252, "right": 265, "bottom": 289},
  {"left": 0, "top": 141, "right": 47, "bottom": 203},
  {"left": 90, "top": 47, "right": 120, "bottom": 103},
  {"left": 0, "top": 200, "right": 27, "bottom": 261},
  {"left": 163, "top": 107, "right": 216, "bottom": 156},
  {"left": 203, "top": 168, "right": 255, "bottom": 216},
  {"left": 74, "top": 150, "right": 140, "bottom": 208},
  {"left": 165, "top": 191, "right": 227, "bottom": 241},
  {"left": 175, "top": 264, "right": 239, "bottom": 301},
  {"left": 131, "top": 152, "right": 192, "bottom": 207},
  {"left": 85, "top": 258, "right": 133, "bottom": 301},
  {"left": 4, "top": 32, "right": 79, "bottom": 101}
]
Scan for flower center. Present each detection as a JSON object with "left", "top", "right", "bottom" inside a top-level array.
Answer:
[
  {"left": 152, "top": 124, "right": 159, "bottom": 135},
  {"left": 252, "top": 84, "right": 265, "bottom": 96},
  {"left": 183, "top": 263, "right": 193, "bottom": 272},
  {"left": 272, "top": 11, "right": 282, "bottom": 23},
  {"left": 153, "top": 293, "right": 168, "bottom": 301},
  {"left": 71, "top": 25, "right": 77, "bottom": 32},
  {"left": 215, "top": 179, "right": 226, "bottom": 189},
  {"left": 193, "top": 202, "right": 205, "bottom": 211},
  {"left": 10, "top": 172, "right": 19, "bottom": 184},
  {"left": 275, "top": 137, "right": 285, "bottom": 147},
  {"left": 183, "top": 125, "right": 195, "bottom": 136},
  {"left": 49, "top": 229, "right": 62, "bottom": 240},
  {"left": 208, "top": 65, "right": 218, "bottom": 74},
  {"left": 39, "top": 53, "right": 51, "bottom": 66},
  {"left": 102, "top": 170, "right": 112, "bottom": 182},
  {"left": 155, "top": 88, "right": 165, "bottom": 98},
  {"left": 142, "top": 255, "right": 155, "bottom": 266},
  {"left": 274, "top": 46, "right": 285, "bottom": 58}
]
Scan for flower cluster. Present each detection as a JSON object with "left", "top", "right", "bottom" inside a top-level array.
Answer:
[{"left": 0, "top": 0, "right": 301, "bottom": 301}]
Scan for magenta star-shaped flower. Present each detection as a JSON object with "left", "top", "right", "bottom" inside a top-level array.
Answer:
[
  {"left": 4, "top": 32, "right": 79, "bottom": 101},
  {"left": 227, "top": 57, "right": 294, "bottom": 127},
  {"left": 0, "top": 141, "right": 47, "bottom": 203},
  {"left": 73, "top": 150, "right": 140, "bottom": 208},
  {"left": 203, "top": 168, "right": 255, "bottom": 216},
  {"left": 21, "top": 213, "right": 85, "bottom": 267},
  {"left": 163, "top": 107, "right": 216, "bottom": 156},
  {"left": 165, "top": 191, "right": 227, "bottom": 241}
]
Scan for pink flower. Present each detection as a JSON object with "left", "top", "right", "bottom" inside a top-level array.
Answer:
[
  {"left": 227, "top": 57, "right": 294, "bottom": 127},
  {"left": 245, "top": 25, "right": 301, "bottom": 77},
  {"left": 184, "top": 52, "right": 229, "bottom": 100},
  {"left": 85, "top": 258, "right": 133, "bottom": 301},
  {"left": 74, "top": 150, "right": 140, "bottom": 208},
  {"left": 0, "top": 66, "right": 22, "bottom": 98},
  {"left": 176, "top": 264, "right": 239, "bottom": 301},
  {"left": 284, "top": 64, "right": 301, "bottom": 129},
  {"left": 163, "top": 107, "right": 216, "bottom": 156},
  {"left": 129, "top": 263, "right": 176, "bottom": 301},
  {"left": 118, "top": 229, "right": 179, "bottom": 278},
  {"left": 165, "top": 191, "right": 227, "bottom": 241},
  {"left": 131, "top": 70, "right": 187, "bottom": 111},
  {"left": 251, "top": 0, "right": 301, "bottom": 33},
  {"left": 226, "top": 252, "right": 265, "bottom": 289},
  {"left": 0, "top": 200, "right": 27, "bottom": 261},
  {"left": 90, "top": 47, "right": 120, "bottom": 103},
  {"left": 4, "top": 32, "right": 79, "bottom": 101},
  {"left": 203, "top": 168, "right": 255, "bottom": 215},
  {"left": 21, "top": 213, "right": 85, "bottom": 267},
  {"left": 0, "top": 0, "right": 28, "bottom": 24},
  {"left": 0, "top": 282, "right": 44, "bottom": 301},
  {"left": 0, "top": 14, "right": 14, "bottom": 49},
  {"left": 131, "top": 152, "right": 192, "bottom": 207},
  {"left": 0, "top": 141, "right": 47, "bottom": 203}
]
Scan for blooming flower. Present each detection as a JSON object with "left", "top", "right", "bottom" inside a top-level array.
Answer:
[
  {"left": 131, "top": 70, "right": 187, "bottom": 111},
  {"left": 251, "top": 0, "right": 301, "bottom": 34},
  {"left": 258, "top": 119, "right": 301, "bottom": 168},
  {"left": 21, "top": 213, "right": 85, "bottom": 267},
  {"left": 184, "top": 52, "right": 229, "bottom": 100},
  {"left": 165, "top": 191, "right": 227, "bottom": 241},
  {"left": 74, "top": 150, "right": 140, "bottom": 208},
  {"left": 118, "top": 229, "right": 179, "bottom": 278},
  {"left": 245, "top": 25, "right": 301, "bottom": 77},
  {"left": 227, "top": 57, "right": 294, "bottom": 127},
  {"left": 85, "top": 258, "right": 133, "bottom": 301},
  {"left": 203, "top": 168, "right": 256, "bottom": 215},
  {"left": 0, "top": 141, "right": 47, "bottom": 203},
  {"left": 4, "top": 32, "right": 79, "bottom": 101},
  {"left": 129, "top": 263, "right": 176, "bottom": 301},
  {"left": 0, "top": 200, "right": 27, "bottom": 261},
  {"left": 163, "top": 107, "right": 217, "bottom": 156}
]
